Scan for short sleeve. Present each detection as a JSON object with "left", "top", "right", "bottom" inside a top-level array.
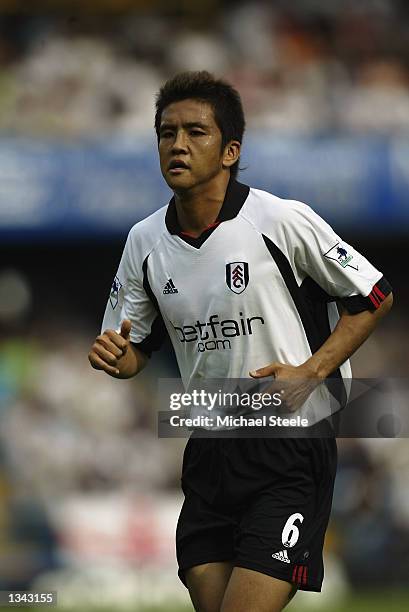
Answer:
[
  {"left": 288, "top": 202, "right": 392, "bottom": 313},
  {"left": 101, "top": 233, "right": 166, "bottom": 356}
]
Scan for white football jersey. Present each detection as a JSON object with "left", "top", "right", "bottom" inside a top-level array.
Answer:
[{"left": 102, "top": 180, "right": 391, "bottom": 393}]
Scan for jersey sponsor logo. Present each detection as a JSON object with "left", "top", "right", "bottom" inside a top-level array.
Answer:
[
  {"left": 109, "top": 276, "right": 122, "bottom": 309},
  {"left": 324, "top": 242, "right": 358, "bottom": 270},
  {"left": 171, "top": 312, "right": 265, "bottom": 352},
  {"left": 271, "top": 549, "right": 291, "bottom": 564},
  {"left": 226, "top": 262, "right": 249, "bottom": 294},
  {"left": 163, "top": 278, "right": 178, "bottom": 294}
]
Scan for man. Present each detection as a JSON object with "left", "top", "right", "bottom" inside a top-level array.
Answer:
[{"left": 88, "top": 71, "right": 393, "bottom": 612}]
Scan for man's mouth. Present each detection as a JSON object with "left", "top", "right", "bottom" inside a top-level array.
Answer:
[{"left": 168, "top": 159, "right": 190, "bottom": 174}]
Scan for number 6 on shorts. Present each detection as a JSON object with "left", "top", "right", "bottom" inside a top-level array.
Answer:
[{"left": 282, "top": 513, "right": 304, "bottom": 548}]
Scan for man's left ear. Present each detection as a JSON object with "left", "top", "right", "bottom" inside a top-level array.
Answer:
[{"left": 222, "top": 141, "right": 241, "bottom": 169}]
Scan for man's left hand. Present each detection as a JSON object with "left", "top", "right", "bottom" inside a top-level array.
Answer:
[{"left": 249, "top": 362, "right": 321, "bottom": 413}]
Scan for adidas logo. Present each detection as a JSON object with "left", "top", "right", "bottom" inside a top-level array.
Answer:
[
  {"left": 271, "top": 550, "right": 290, "bottom": 564},
  {"left": 163, "top": 279, "right": 178, "bottom": 294}
]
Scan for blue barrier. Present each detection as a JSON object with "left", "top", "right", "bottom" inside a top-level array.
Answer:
[{"left": 0, "top": 135, "right": 407, "bottom": 241}]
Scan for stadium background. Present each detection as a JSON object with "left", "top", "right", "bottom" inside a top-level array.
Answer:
[{"left": 0, "top": 0, "right": 408, "bottom": 610}]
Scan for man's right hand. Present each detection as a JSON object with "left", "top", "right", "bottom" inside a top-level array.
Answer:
[{"left": 88, "top": 319, "right": 142, "bottom": 378}]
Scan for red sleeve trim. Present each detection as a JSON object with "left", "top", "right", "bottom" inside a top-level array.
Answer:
[
  {"left": 373, "top": 284, "right": 386, "bottom": 301},
  {"left": 368, "top": 291, "right": 381, "bottom": 309},
  {"left": 340, "top": 276, "right": 392, "bottom": 313},
  {"left": 368, "top": 278, "right": 391, "bottom": 309}
]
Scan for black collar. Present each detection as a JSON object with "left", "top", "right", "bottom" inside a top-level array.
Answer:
[{"left": 165, "top": 179, "right": 250, "bottom": 248}]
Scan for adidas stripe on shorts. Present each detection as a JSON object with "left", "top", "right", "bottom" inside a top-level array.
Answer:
[{"left": 176, "top": 434, "right": 337, "bottom": 592}]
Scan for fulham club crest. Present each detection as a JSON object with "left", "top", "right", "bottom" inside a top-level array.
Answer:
[{"left": 226, "top": 262, "right": 249, "bottom": 294}]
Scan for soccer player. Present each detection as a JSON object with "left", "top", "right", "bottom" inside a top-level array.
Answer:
[{"left": 88, "top": 72, "right": 393, "bottom": 612}]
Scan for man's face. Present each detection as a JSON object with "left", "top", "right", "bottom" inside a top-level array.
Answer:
[{"left": 158, "top": 99, "right": 226, "bottom": 192}]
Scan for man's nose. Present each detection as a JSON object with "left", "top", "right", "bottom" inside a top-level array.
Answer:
[{"left": 172, "top": 130, "right": 188, "bottom": 152}]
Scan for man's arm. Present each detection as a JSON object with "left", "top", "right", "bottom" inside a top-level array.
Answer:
[
  {"left": 303, "top": 292, "right": 393, "bottom": 379},
  {"left": 250, "top": 293, "right": 393, "bottom": 408},
  {"left": 88, "top": 319, "right": 148, "bottom": 379}
]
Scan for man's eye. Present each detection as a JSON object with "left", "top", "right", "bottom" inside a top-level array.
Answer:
[
  {"left": 190, "top": 130, "right": 205, "bottom": 136},
  {"left": 161, "top": 131, "right": 173, "bottom": 138}
]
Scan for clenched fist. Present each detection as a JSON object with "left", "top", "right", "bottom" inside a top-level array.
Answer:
[{"left": 88, "top": 319, "right": 132, "bottom": 377}]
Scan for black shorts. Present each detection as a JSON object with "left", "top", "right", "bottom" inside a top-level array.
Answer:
[{"left": 176, "top": 435, "right": 337, "bottom": 592}]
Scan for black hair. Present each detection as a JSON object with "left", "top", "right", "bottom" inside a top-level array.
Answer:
[{"left": 155, "top": 71, "right": 245, "bottom": 179}]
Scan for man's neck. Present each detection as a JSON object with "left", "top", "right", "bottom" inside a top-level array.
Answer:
[{"left": 174, "top": 172, "right": 231, "bottom": 237}]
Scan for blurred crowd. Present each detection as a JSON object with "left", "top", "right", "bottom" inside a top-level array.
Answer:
[
  {"left": 0, "top": 0, "right": 408, "bottom": 137},
  {"left": 0, "top": 311, "right": 186, "bottom": 598}
]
